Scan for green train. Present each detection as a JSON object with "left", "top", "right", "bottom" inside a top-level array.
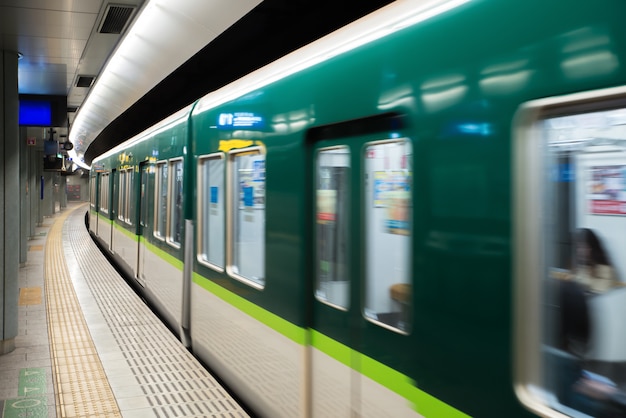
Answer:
[{"left": 88, "top": 0, "right": 626, "bottom": 416}]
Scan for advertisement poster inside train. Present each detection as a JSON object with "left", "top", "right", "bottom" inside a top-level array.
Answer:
[
  {"left": 373, "top": 171, "right": 411, "bottom": 235},
  {"left": 588, "top": 165, "right": 626, "bottom": 215},
  {"left": 317, "top": 189, "right": 337, "bottom": 223},
  {"left": 239, "top": 158, "right": 265, "bottom": 209}
]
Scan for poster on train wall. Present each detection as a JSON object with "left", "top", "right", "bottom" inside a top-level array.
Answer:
[
  {"left": 317, "top": 189, "right": 337, "bottom": 223},
  {"left": 374, "top": 171, "right": 411, "bottom": 235},
  {"left": 588, "top": 165, "right": 626, "bottom": 215},
  {"left": 373, "top": 171, "right": 388, "bottom": 207}
]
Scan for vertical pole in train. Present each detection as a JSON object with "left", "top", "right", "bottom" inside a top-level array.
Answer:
[{"left": 0, "top": 50, "right": 20, "bottom": 354}]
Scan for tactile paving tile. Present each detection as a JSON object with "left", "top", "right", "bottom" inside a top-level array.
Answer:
[
  {"left": 44, "top": 207, "right": 121, "bottom": 418},
  {"left": 18, "top": 287, "right": 42, "bottom": 306},
  {"left": 62, "top": 206, "right": 249, "bottom": 417}
]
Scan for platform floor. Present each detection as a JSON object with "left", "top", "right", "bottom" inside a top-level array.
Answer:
[{"left": 0, "top": 202, "right": 250, "bottom": 418}]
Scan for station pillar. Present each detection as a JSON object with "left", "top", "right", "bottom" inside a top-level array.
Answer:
[{"left": 0, "top": 50, "right": 20, "bottom": 355}]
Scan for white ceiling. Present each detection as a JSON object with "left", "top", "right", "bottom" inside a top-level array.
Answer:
[
  {"left": 0, "top": 0, "right": 143, "bottom": 112},
  {"left": 0, "top": 0, "right": 261, "bottom": 166}
]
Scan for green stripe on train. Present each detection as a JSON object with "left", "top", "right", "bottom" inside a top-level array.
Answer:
[
  {"left": 192, "top": 272, "right": 306, "bottom": 345},
  {"left": 311, "top": 330, "right": 470, "bottom": 417},
  {"left": 113, "top": 221, "right": 138, "bottom": 241},
  {"left": 96, "top": 212, "right": 112, "bottom": 223},
  {"left": 95, "top": 213, "right": 137, "bottom": 244},
  {"left": 139, "top": 236, "right": 184, "bottom": 270},
  {"left": 192, "top": 274, "right": 469, "bottom": 417}
]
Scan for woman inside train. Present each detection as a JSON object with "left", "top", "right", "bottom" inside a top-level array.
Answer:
[{"left": 573, "top": 228, "right": 621, "bottom": 294}]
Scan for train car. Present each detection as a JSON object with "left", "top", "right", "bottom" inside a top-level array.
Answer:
[
  {"left": 88, "top": 0, "right": 626, "bottom": 416},
  {"left": 90, "top": 105, "right": 194, "bottom": 334}
]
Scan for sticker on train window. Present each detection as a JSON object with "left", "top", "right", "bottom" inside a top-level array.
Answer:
[{"left": 515, "top": 88, "right": 626, "bottom": 418}]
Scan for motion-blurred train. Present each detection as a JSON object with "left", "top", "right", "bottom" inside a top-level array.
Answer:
[{"left": 87, "top": 0, "right": 626, "bottom": 416}]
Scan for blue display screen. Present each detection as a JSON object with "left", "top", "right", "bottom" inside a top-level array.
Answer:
[
  {"left": 19, "top": 100, "right": 52, "bottom": 126},
  {"left": 218, "top": 112, "right": 265, "bottom": 129}
]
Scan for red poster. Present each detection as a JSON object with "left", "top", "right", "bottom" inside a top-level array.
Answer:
[{"left": 589, "top": 165, "right": 626, "bottom": 215}]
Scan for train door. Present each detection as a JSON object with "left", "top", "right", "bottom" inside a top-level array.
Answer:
[
  {"left": 311, "top": 141, "right": 353, "bottom": 417},
  {"left": 137, "top": 162, "right": 151, "bottom": 287},
  {"left": 110, "top": 169, "right": 117, "bottom": 252},
  {"left": 310, "top": 118, "right": 414, "bottom": 417},
  {"left": 515, "top": 88, "right": 626, "bottom": 418}
]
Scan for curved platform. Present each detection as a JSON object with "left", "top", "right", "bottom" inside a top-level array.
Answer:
[{"left": 0, "top": 203, "right": 250, "bottom": 418}]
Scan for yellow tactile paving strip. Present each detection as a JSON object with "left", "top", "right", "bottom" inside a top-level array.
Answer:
[
  {"left": 44, "top": 207, "right": 122, "bottom": 417},
  {"left": 18, "top": 287, "right": 42, "bottom": 305}
]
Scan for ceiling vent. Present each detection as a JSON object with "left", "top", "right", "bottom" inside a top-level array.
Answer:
[
  {"left": 99, "top": 4, "right": 136, "bottom": 34},
  {"left": 76, "top": 75, "right": 96, "bottom": 88}
]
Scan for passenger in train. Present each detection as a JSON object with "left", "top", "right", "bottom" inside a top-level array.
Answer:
[
  {"left": 557, "top": 277, "right": 591, "bottom": 357},
  {"left": 551, "top": 273, "right": 621, "bottom": 417},
  {"left": 550, "top": 227, "right": 626, "bottom": 416},
  {"left": 573, "top": 228, "right": 621, "bottom": 294}
]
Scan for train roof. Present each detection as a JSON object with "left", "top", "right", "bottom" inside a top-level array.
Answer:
[
  {"left": 192, "top": 0, "right": 470, "bottom": 117},
  {"left": 92, "top": 0, "right": 472, "bottom": 166},
  {"left": 92, "top": 103, "right": 194, "bottom": 163}
]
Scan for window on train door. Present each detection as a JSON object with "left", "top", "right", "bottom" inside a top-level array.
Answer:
[
  {"left": 111, "top": 169, "right": 118, "bottom": 220},
  {"left": 167, "top": 158, "right": 183, "bottom": 247},
  {"left": 363, "top": 139, "right": 413, "bottom": 333},
  {"left": 125, "top": 168, "right": 134, "bottom": 225},
  {"left": 228, "top": 148, "right": 265, "bottom": 288},
  {"left": 128, "top": 168, "right": 135, "bottom": 225},
  {"left": 90, "top": 175, "right": 96, "bottom": 208},
  {"left": 154, "top": 161, "right": 168, "bottom": 240},
  {"left": 198, "top": 153, "right": 225, "bottom": 270},
  {"left": 99, "top": 172, "right": 110, "bottom": 214},
  {"left": 515, "top": 88, "right": 626, "bottom": 418},
  {"left": 140, "top": 164, "right": 150, "bottom": 228},
  {"left": 118, "top": 170, "right": 127, "bottom": 222},
  {"left": 315, "top": 146, "right": 350, "bottom": 309}
]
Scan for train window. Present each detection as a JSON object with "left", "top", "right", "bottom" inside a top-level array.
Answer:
[
  {"left": 99, "top": 172, "right": 110, "bottom": 214},
  {"left": 118, "top": 168, "right": 134, "bottom": 225},
  {"left": 118, "top": 170, "right": 127, "bottom": 222},
  {"left": 167, "top": 159, "right": 184, "bottom": 247},
  {"left": 140, "top": 164, "right": 149, "bottom": 228},
  {"left": 111, "top": 169, "right": 118, "bottom": 219},
  {"left": 126, "top": 168, "right": 134, "bottom": 225},
  {"left": 363, "top": 139, "right": 412, "bottom": 333},
  {"left": 90, "top": 175, "right": 97, "bottom": 208},
  {"left": 515, "top": 89, "right": 626, "bottom": 418},
  {"left": 126, "top": 168, "right": 136, "bottom": 225},
  {"left": 198, "top": 154, "right": 225, "bottom": 270},
  {"left": 154, "top": 161, "right": 168, "bottom": 240},
  {"left": 228, "top": 148, "right": 265, "bottom": 289},
  {"left": 315, "top": 147, "right": 350, "bottom": 310}
]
